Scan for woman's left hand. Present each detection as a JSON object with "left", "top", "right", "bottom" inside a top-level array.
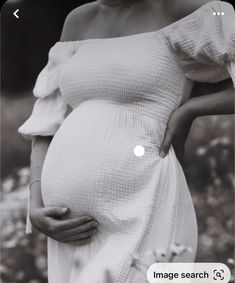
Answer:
[{"left": 159, "top": 102, "right": 195, "bottom": 161}]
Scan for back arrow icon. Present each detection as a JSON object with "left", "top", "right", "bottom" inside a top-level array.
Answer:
[{"left": 13, "top": 9, "right": 19, "bottom": 19}]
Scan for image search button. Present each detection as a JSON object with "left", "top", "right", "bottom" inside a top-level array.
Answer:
[{"left": 146, "top": 263, "right": 231, "bottom": 283}]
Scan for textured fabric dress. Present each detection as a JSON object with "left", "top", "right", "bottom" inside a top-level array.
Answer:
[{"left": 18, "top": 2, "right": 235, "bottom": 282}]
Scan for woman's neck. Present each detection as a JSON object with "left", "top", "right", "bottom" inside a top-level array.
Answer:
[{"left": 99, "top": 0, "right": 140, "bottom": 7}]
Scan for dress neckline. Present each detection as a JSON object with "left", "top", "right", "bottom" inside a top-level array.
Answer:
[{"left": 58, "top": 1, "right": 225, "bottom": 44}]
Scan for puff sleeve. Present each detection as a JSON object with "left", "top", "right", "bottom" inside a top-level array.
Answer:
[
  {"left": 18, "top": 41, "right": 77, "bottom": 140},
  {"left": 17, "top": 41, "right": 78, "bottom": 234},
  {"left": 161, "top": 1, "right": 235, "bottom": 87}
]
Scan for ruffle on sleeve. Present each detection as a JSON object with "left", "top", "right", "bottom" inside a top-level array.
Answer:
[
  {"left": 18, "top": 89, "right": 68, "bottom": 140},
  {"left": 161, "top": 1, "right": 235, "bottom": 87},
  {"left": 18, "top": 41, "right": 78, "bottom": 140}
]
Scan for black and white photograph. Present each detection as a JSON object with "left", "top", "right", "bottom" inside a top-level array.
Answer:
[{"left": 1, "top": 0, "right": 235, "bottom": 282}]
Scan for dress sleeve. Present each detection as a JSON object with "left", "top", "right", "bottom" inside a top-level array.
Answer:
[
  {"left": 161, "top": 1, "right": 235, "bottom": 87},
  {"left": 17, "top": 41, "right": 78, "bottom": 234},
  {"left": 18, "top": 41, "right": 77, "bottom": 140}
]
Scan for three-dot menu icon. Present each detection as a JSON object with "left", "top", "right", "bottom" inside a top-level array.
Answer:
[{"left": 213, "top": 11, "right": 225, "bottom": 16}]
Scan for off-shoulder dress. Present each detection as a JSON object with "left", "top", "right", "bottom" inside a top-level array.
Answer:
[{"left": 18, "top": 2, "right": 235, "bottom": 282}]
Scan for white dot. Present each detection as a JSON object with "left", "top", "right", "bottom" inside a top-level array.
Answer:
[
  {"left": 217, "top": 12, "right": 220, "bottom": 15},
  {"left": 133, "top": 145, "right": 145, "bottom": 157},
  {"left": 213, "top": 12, "right": 216, "bottom": 15},
  {"left": 221, "top": 12, "right": 225, "bottom": 15}
]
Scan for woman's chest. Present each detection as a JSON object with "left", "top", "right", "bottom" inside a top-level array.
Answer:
[{"left": 59, "top": 36, "right": 191, "bottom": 107}]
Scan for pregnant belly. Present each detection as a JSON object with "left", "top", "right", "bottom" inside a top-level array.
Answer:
[{"left": 41, "top": 100, "right": 165, "bottom": 221}]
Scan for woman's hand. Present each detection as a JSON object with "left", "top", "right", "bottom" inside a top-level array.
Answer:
[
  {"left": 159, "top": 84, "right": 235, "bottom": 160},
  {"left": 159, "top": 102, "right": 195, "bottom": 161},
  {"left": 29, "top": 206, "right": 98, "bottom": 246}
]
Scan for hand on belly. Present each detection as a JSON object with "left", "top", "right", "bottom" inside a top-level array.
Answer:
[{"left": 30, "top": 206, "right": 99, "bottom": 245}]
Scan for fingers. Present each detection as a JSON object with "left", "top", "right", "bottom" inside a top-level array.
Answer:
[
  {"left": 62, "top": 227, "right": 97, "bottom": 242},
  {"left": 69, "top": 237, "right": 93, "bottom": 246},
  {"left": 55, "top": 216, "right": 95, "bottom": 231},
  {"left": 159, "top": 128, "right": 174, "bottom": 158},
  {"left": 40, "top": 207, "right": 99, "bottom": 245},
  {"left": 43, "top": 206, "right": 69, "bottom": 217},
  {"left": 61, "top": 220, "right": 98, "bottom": 236},
  {"left": 48, "top": 218, "right": 98, "bottom": 246}
]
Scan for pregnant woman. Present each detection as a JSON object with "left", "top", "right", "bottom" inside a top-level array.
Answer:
[{"left": 18, "top": 0, "right": 235, "bottom": 282}]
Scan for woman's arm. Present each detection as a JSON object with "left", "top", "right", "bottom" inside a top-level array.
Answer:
[
  {"left": 28, "top": 5, "right": 99, "bottom": 244},
  {"left": 186, "top": 86, "right": 234, "bottom": 117},
  {"left": 189, "top": 79, "right": 233, "bottom": 99},
  {"left": 159, "top": 85, "right": 234, "bottom": 159},
  {"left": 29, "top": 136, "right": 52, "bottom": 210}
]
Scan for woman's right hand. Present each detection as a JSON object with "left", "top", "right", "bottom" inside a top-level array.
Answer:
[{"left": 29, "top": 206, "right": 98, "bottom": 246}]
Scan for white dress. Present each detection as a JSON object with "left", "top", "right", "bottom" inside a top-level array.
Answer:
[{"left": 18, "top": 2, "right": 235, "bottom": 282}]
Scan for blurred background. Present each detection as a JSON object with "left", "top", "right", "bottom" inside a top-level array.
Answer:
[{"left": 1, "top": 0, "right": 234, "bottom": 282}]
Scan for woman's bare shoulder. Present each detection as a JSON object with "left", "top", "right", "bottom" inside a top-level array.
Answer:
[{"left": 60, "top": 2, "right": 99, "bottom": 42}]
